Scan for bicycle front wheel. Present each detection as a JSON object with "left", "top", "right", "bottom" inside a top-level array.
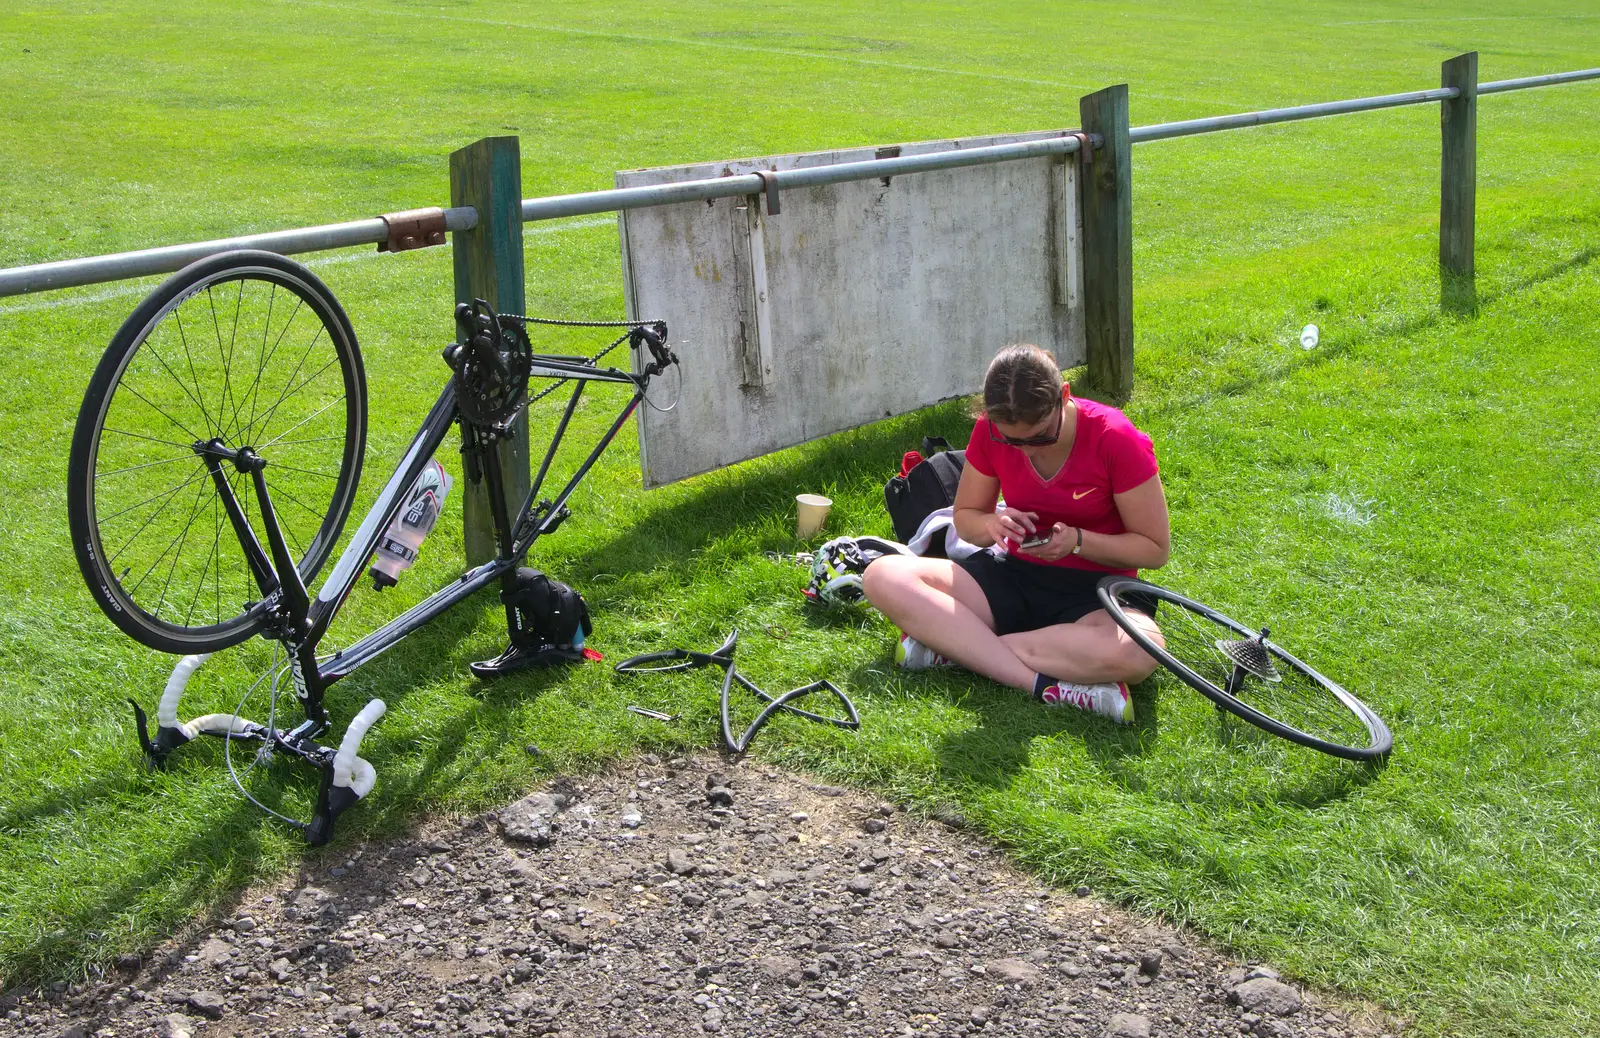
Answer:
[
  {"left": 68, "top": 251, "right": 367, "bottom": 654},
  {"left": 1098, "top": 577, "right": 1392, "bottom": 762}
]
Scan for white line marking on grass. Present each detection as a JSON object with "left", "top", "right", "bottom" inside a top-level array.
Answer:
[
  {"left": 273, "top": 0, "right": 1233, "bottom": 108},
  {"left": 1323, "top": 15, "right": 1600, "bottom": 25},
  {"left": 0, "top": 217, "right": 616, "bottom": 315}
]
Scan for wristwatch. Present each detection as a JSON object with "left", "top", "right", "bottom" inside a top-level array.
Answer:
[{"left": 1071, "top": 527, "right": 1083, "bottom": 555}]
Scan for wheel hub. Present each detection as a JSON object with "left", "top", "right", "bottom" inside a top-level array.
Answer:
[{"left": 1215, "top": 631, "right": 1281, "bottom": 682}]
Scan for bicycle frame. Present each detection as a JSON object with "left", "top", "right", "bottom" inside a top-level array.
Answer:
[{"left": 135, "top": 313, "right": 673, "bottom": 843}]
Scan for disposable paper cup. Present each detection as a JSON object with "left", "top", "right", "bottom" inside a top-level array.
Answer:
[{"left": 795, "top": 494, "right": 833, "bottom": 538}]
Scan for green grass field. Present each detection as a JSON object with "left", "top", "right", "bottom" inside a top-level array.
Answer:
[{"left": 2, "top": 2, "right": 1598, "bottom": 1035}]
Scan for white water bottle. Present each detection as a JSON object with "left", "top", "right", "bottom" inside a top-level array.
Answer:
[{"left": 369, "top": 459, "right": 453, "bottom": 589}]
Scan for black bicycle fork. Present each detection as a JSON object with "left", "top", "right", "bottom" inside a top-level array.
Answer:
[{"left": 128, "top": 426, "right": 402, "bottom": 845}]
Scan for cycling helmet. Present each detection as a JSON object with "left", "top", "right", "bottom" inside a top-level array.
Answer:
[{"left": 803, "top": 536, "right": 912, "bottom": 607}]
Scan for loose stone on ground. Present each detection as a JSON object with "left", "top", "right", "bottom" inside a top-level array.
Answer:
[{"left": 4, "top": 756, "right": 1397, "bottom": 1037}]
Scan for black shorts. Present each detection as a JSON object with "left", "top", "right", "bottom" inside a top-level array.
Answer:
[{"left": 957, "top": 550, "right": 1156, "bottom": 636}]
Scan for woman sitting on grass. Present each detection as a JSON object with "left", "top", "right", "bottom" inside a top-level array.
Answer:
[{"left": 862, "top": 344, "right": 1168, "bottom": 724}]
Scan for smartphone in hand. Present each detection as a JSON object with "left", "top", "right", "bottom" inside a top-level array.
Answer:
[{"left": 1020, "top": 528, "right": 1053, "bottom": 549}]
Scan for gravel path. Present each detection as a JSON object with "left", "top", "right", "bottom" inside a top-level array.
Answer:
[{"left": 5, "top": 756, "right": 1399, "bottom": 1038}]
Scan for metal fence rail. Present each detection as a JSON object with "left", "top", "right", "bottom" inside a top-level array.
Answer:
[
  {"left": 1480, "top": 68, "right": 1600, "bottom": 94},
  {"left": 519, "top": 134, "right": 1086, "bottom": 223},
  {"left": 0, "top": 63, "right": 1595, "bottom": 301},
  {"left": 1129, "top": 87, "right": 1461, "bottom": 144},
  {"left": 0, "top": 208, "right": 478, "bottom": 299}
]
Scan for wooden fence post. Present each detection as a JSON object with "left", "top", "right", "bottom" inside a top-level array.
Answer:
[
  {"left": 1440, "top": 52, "right": 1478, "bottom": 313},
  {"left": 450, "top": 136, "right": 528, "bottom": 565},
  {"left": 1078, "top": 85, "right": 1134, "bottom": 402}
]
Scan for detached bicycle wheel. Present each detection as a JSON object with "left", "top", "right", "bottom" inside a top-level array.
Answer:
[
  {"left": 68, "top": 250, "right": 367, "bottom": 654},
  {"left": 1098, "top": 577, "right": 1391, "bottom": 761}
]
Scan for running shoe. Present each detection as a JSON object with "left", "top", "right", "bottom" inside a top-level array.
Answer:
[
  {"left": 1037, "top": 680, "right": 1134, "bottom": 724},
  {"left": 895, "top": 633, "right": 952, "bottom": 670}
]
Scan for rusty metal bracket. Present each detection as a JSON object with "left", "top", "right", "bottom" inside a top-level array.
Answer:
[
  {"left": 875, "top": 146, "right": 902, "bottom": 186},
  {"left": 377, "top": 207, "right": 448, "bottom": 252},
  {"left": 1066, "top": 131, "right": 1095, "bottom": 167},
  {"left": 753, "top": 170, "right": 781, "bottom": 216}
]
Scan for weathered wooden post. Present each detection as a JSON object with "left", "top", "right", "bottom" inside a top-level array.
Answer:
[
  {"left": 450, "top": 136, "right": 529, "bottom": 565},
  {"left": 1078, "top": 84, "right": 1134, "bottom": 402},
  {"left": 1440, "top": 52, "right": 1478, "bottom": 314}
]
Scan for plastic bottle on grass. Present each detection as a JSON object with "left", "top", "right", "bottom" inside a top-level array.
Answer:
[
  {"left": 370, "top": 459, "right": 453, "bottom": 589},
  {"left": 1300, "top": 324, "right": 1320, "bottom": 350}
]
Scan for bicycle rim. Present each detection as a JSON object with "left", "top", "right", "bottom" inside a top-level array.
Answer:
[
  {"left": 1098, "top": 577, "right": 1392, "bottom": 761},
  {"left": 69, "top": 251, "right": 367, "bottom": 654}
]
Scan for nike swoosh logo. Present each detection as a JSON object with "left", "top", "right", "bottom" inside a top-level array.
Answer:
[{"left": 1072, "top": 488, "right": 1094, "bottom": 499}]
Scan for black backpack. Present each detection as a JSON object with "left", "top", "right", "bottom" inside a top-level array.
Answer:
[
  {"left": 884, "top": 436, "right": 966, "bottom": 547},
  {"left": 503, "top": 567, "right": 593, "bottom": 650}
]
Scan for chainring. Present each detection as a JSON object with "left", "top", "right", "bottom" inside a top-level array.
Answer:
[{"left": 456, "top": 318, "right": 532, "bottom": 426}]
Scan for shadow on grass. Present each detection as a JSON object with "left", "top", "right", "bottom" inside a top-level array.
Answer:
[
  {"left": 0, "top": 586, "right": 532, "bottom": 989},
  {"left": 925, "top": 674, "right": 1160, "bottom": 793},
  {"left": 907, "top": 666, "right": 1382, "bottom": 812},
  {"left": 566, "top": 402, "right": 974, "bottom": 586},
  {"left": 0, "top": 795, "right": 267, "bottom": 993},
  {"left": 0, "top": 585, "right": 498, "bottom": 843}
]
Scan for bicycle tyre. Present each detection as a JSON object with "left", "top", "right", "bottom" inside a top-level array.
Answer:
[
  {"left": 1097, "top": 577, "right": 1392, "bottom": 761},
  {"left": 613, "top": 650, "right": 700, "bottom": 675},
  {"left": 68, "top": 250, "right": 367, "bottom": 654}
]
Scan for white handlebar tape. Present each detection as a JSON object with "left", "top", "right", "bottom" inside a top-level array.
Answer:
[
  {"left": 184, "top": 713, "right": 257, "bottom": 739},
  {"left": 159, "top": 653, "right": 212, "bottom": 728},
  {"left": 347, "top": 756, "right": 377, "bottom": 799},
  {"left": 333, "top": 699, "right": 387, "bottom": 791}
]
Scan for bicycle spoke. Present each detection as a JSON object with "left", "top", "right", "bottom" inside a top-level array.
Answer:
[
  {"left": 240, "top": 317, "right": 322, "bottom": 444},
  {"left": 267, "top": 461, "right": 342, "bottom": 481},
  {"left": 232, "top": 293, "right": 304, "bottom": 443},
  {"left": 257, "top": 394, "right": 345, "bottom": 450},
  {"left": 207, "top": 284, "right": 242, "bottom": 442},
  {"left": 248, "top": 338, "right": 334, "bottom": 446},
  {"left": 119, "top": 380, "right": 206, "bottom": 446},
  {"left": 133, "top": 337, "right": 215, "bottom": 441},
  {"left": 264, "top": 479, "right": 329, "bottom": 526},
  {"left": 99, "top": 465, "right": 208, "bottom": 523},
  {"left": 184, "top": 495, "right": 223, "bottom": 625},
  {"left": 153, "top": 476, "right": 215, "bottom": 619},
  {"left": 103, "top": 427, "right": 196, "bottom": 451},
  {"left": 172, "top": 310, "right": 217, "bottom": 439},
  {"left": 264, "top": 433, "right": 344, "bottom": 449},
  {"left": 105, "top": 465, "right": 207, "bottom": 567},
  {"left": 127, "top": 477, "right": 211, "bottom": 599},
  {"left": 234, "top": 283, "right": 281, "bottom": 442},
  {"left": 97, "top": 452, "right": 203, "bottom": 479}
]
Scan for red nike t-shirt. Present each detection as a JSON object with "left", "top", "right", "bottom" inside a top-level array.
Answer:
[{"left": 965, "top": 389, "right": 1159, "bottom": 575}]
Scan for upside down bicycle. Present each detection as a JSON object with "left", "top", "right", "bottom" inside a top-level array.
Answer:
[{"left": 66, "top": 249, "right": 678, "bottom": 843}]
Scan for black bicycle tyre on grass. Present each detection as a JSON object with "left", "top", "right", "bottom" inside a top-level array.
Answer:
[
  {"left": 1097, "top": 576, "right": 1392, "bottom": 761},
  {"left": 68, "top": 250, "right": 367, "bottom": 654}
]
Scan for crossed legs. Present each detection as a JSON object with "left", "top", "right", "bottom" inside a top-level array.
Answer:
[{"left": 860, "top": 555, "right": 1162, "bottom": 691}]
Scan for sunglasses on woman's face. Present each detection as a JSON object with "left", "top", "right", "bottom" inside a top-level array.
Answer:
[{"left": 990, "top": 404, "right": 1063, "bottom": 447}]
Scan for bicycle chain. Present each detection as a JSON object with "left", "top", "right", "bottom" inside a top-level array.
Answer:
[{"left": 497, "top": 314, "right": 665, "bottom": 407}]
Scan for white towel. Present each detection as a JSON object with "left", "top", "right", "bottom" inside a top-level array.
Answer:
[{"left": 904, "top": 506, "right": 991, "bottom": 561}]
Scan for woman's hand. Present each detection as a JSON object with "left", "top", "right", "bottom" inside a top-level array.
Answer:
[
  {"left": 983, "top": 509, "right": 1040, "bottom": 546},
  {"left": 1020, "top": 523, "right": 1075, "bottom": 561}
]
